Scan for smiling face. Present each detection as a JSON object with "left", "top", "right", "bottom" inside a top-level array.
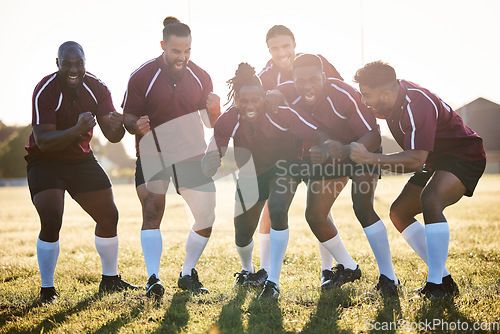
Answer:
[
  {"left": 358, "top": 84, "right": 396, "bottom": 119},
  {"left": 267, "top": 34, "right": 296, "bottom": 72},
  {"left": 56, "top": 46, "right": 85, "bottom": 89},
  {"left": 293, "top": 65, "right": 325, "bottom": 106},
  {"left": 235, "top": 85, "right": 265, "bottom": 123},
  {"left": 161, "top": 34, "right": 192, "bottom": 77}
]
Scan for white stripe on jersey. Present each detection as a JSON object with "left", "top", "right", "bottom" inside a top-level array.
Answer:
[
  {"left": 187, "top": 67, "right": 203, "bottom": 90},
  {"left": 257, "top": 64, "right": 273, "bottom": 77},
  {"left": 292, "top": 96, "right": 301, "bottom": 105},
  {"left": 145, "top": 69, "right": 161, "bottom": 98},
  {"left": 83, "top": 83, "right": 98, "bottom": 104},
  {"left": 280, "top": 106, "right": 318, "bottom": 130},
  {"left": 265, "top": 114, "right": 287, "bottom": 131},
  {"left": 123, "top": 59, "right": 157, "bottom": 109},
  {"left": 231, "top": 115, "right": 241, "bottom": 138},
  {"left": 408, "top": 88, "right": 439, "bottom": 119},
  {"left": 34, "top": 73, "right": 57, "bottom": 125},
  {"left": 326, "top": 96, "right": 347, "bottom": 120},
  {"left": 277, "top": 72, "right": 282, "bottom": 86},
  {"left": 406, "top": 96, "right": 417, "bottom": 149},
  {"left": 55, "top": 93, "right": 63, "bottom": 112},
  {"left": 330, "top": 83, "right": 372, "bottom": 131}
]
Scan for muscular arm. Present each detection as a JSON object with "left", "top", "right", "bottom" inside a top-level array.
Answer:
[
  {"left": 324, "top": 129, "right": 381, "bottom": 161},
  {"left": 33, "top": 112, "right": 96, "bottom": 153},
  {"left": 97, "top": 112, "right": 125, "bottom": 143},
  {"left": 350, "top": 142, "right": 429, "bottom": 173}
]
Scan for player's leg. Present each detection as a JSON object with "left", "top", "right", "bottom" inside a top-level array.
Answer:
[
  {"left": 33, "top": 189, "right": 64, "bottom": 303},
  {"left": 258, "top": 175, "right": 299, "bottom": 299},
  {"left": 257, "top": 201, "right": 271, "bottom": 274},
  {"left": 305, "top": 177, "right": 361, "bottom": 288},
  {"left": 418, "top": 170, "right": 466, "bottom": 297},
  {"left": 351, "top": 172, "right": 398, "bottom": 293}
]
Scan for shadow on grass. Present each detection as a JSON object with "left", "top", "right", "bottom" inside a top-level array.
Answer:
[
  {"left": 368, "top": 293, "right": 402, "bottom": 334},
  {"left": 0, "top": 298, "right": 41, "bottom": 329},
  {"left": 301, "top": 287, "right": 356, "bottom": 334},
  {"left": 414, "top": 296, "right": 474, "bottom": 333},
  {"left": 91, "top": 300, "right": 145, "bottom": 334},
  {"left": 153, "top": 290, "right": 191, "bottom": 333},
  {"left": 217, "top": 287, "right": 248, "bottom": 333},
  {"left": 246, "top": 292, "right": 284, "bottom": 334}
]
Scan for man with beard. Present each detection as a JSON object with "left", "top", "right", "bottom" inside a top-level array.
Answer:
[
  {"left": 123, "top": 17, "right": 221, "bottom": 299},
  {"left": 351, "top": 61, "right": 486, "bottom": 298},
  {"left": 26, "top": 41, "right": 138, "bottom": 304}
]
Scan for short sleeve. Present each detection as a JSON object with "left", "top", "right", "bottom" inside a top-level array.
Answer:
[
  {"left": 122, "top": 73, "right": 147, "bottom": 117},
  {"left": 402, "top": 94, "right": 437, "bottom": 152},
  {"left": 31, "top": 78, "right": 58, "bottom": 126}
]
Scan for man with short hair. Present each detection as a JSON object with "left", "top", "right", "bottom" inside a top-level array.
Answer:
[
  {"left": 26, "top": 41, "right": 138, "bottom": 304},
  {"left": 267, "top": 54, "right": 399, "bottom": 295},
  {"left": 123, "top": 17, "right": 221, "bottom": 298},
  {"left": 255, "top": 25, "right": 345, "bottom": 287},
  {"left": 351, "top": 60, "right": 486, "bottom": 298}
]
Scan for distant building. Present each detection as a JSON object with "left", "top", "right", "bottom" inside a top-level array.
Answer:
[{"left": 456, "top": 98, "right": 500, "bottom": 174}]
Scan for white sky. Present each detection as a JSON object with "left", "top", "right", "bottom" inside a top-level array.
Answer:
[{"left": 1, "top": 0, "right": 499, "bottom": 154}]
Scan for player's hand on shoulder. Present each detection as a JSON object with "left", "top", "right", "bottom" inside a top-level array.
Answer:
[
  {"left": 108, "top": 111, "right": 124, "bottom": 131},
  {"left": 309, "top": 146, "right": 328, "bottom": 164},
  {"left": 265, "top": 90, "right": 287, "bottom": 114},
  {"left": 201, "top": 151, "right": 221, "bottom": 177},
  {"left": 206, "top": 93, "right": 221, "bottom": 115},
  {"left": 77, "top": 111, "right": 97, "bottom": 134},
  {"left": 136, "top": 116, "right": 150, "bottom": 136}
]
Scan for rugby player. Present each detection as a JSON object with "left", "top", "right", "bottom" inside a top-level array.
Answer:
[
  {"left": 123, "top": 17, "right": 221, "bottom": 298},
  {"left": 26, "top": 41, "right": 138, "bottom": 304},
  {"left": 351, "top": 61, "right": 486, "bottom": 298}
]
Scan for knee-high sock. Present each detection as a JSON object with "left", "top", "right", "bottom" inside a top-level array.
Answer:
[
  {"left": 182, "top": 229, "right": 209, "bottom": 276},
  {"left": 425, "top": 222, "right": 450, "bottom": 284},
  {"left": 236, "top": 239, "right": 254, "bottom": 273},
  {"left": 267, "top": 228, "right": 289, "bottom": 287},
  {"left": 259, "top": 233, "right": 270, "bottom": 272},
  {"left": 363, "top": 220, "right": 397, "bottom": 282},
  {"left": 319, "top": 242, "right": 335, "bottom": 270},
  {"left": 141, "top": 229, "right": 162, "bottom": 278},
  {"left": 401, "top": 221, "right": 450, "bottom": 276},
  {"left": 95, "top": 235, "right": 119, "bottom": 276},
  {"left": 320, "top": 234, "right": 357, "bottom": 270},
  {"left": 37, "top": 238, "right": 59, "bottom": 288}
]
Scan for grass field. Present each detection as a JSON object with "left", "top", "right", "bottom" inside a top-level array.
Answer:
[{"left": 1, "top": 175, "right": 499, "bottom": 333}]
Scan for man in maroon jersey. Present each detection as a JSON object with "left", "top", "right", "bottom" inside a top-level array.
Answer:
[
  {"left": 123, "top": 17, "right": 221, "bottom": 298},
  {"left": 267, "top": 54, "right": 399, "bottom": 295},
  {"left": 256, "top": 25, "right": 344, "bottom": 284},
  {"left": 25, "top": 41, "right": 138, "bottom": 304},
  {"left": 351, "top": 61, "right": 486, "bottom": 299}
]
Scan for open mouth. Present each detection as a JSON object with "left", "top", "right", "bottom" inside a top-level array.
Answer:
[
  {"left": 68, "top": 75, "right": 79, "bottom": 85},
  {"left": 304, "top": 92, "right": 316, "bottom": 103},
  {"left": 174, "top": 62, "right": 185, "bottom": 70},
  {"left": 245, "top": 111, "right": 256, "bottom": 119}
]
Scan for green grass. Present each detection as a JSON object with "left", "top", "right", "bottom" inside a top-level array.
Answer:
[{"left": 1, "top": 175, "right": 499, "bottom": 333}]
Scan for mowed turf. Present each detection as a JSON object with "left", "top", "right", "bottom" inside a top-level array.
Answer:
[{"left": 0, "top": 175, "right": 499, "bottom": 333}]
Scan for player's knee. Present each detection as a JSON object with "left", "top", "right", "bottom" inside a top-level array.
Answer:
[
  {"left": 235, "top": 230, "right": 252, "bottom": 247},
  {"left": 305, "top": 207, "right": 326, "bottom": 226},
  {"left": 420, "top": 189, "right": 443, "bottom": 213},
  {"left": 389, "top": 200, "right": 406, "bottom": 225},
  {"left": 39, "top": 216, "right": 62, "bottom": 242},
  {"left": 268, "top": 203, "right": 287, "bottom": 224}
]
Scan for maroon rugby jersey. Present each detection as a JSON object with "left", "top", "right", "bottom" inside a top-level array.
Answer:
[
  {"left": 258, "top": 54, "right": 343, "bottom": 91},
  {"left": 25, "top": 72, "right": 115, "bottom": 160},
  {"left": 210, "top": 104, "right": 319, "bottom": 176},
  {"left": 386, "top": 80, "right": 486, "bottom": 167},
  {"left": 122, "top": 56, "right": 213, "bottom": 157},
  {"left": 277, "top": 78, "right": 377, "bottom": 157}
]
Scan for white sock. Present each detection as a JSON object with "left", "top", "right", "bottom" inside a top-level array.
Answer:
[
  {"left": 37, "top": 238, "right": 60, "bottom": 288},
  {"left": 268, "top": 228, "right": 289, "bottom": 287},
  {"left": 236, "top": 239, "right": 254, "bottom": 273},
  {"left": 426, "top": 222, "right": 450, "bottom": 284},
  {"left": 141, "top": 229, "right": 162, "bottom": 278},
  {"left": 259, "top": 233, "right": 270, "bottom": 273},
  {"left": 363, "top": 220, "right": 397, "bottom": 282},
  {"left": 319, "top": 242, "right": 335, "bottom": 270},
  {"left": 95, "top": 235, "right": 119, "bottom": 276},
  {"left": 321, "top": 234, "right": 357, "bottom": 270},
  {"left": 401, "top": 221, "right": 450, "bottom": 276},
  {"left": 182, "top": 229, "right": 209, "bottom": 276}
]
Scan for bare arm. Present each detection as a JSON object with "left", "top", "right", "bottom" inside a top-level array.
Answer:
[
  {"left": 350, "top": 142, "right": 429, "bottom": 173},
  {"left": 124, "top": 113, "right": 150, "bottom": 136},
  {"left": 323, "top": 129, "right": 381, "bottom": 161},
  {"left": 33, "top": 112, "right": 96, "bottom": 153},
  {"left": 97, "top": 111, "right": 125, "bottom": 143}
]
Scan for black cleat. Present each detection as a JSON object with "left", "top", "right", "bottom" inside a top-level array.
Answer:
[
  {"left": 320, "top": 269, "right": 334, "bottom": 288},
  {"left": 40, "top": 287, "right": 58, "bottom": 304},
  {"left": 243, "top": 268, "right": 268, "bottom": 288},
  {"left": 442, "top": 274, "right": 459, "bottom": 296},
  {"left": 146, "top": 274, "right": 165, "bottom": 299},
  {"left": 258, "top": 280, "right": 279, "bottom": 300},
  {"left": 413, "top": 282, "right": 446, "bottom": 300},
  {"left": 99, "top": 275, "right": 140, "bottom": 293},
  {"left": 374, "top": 274, "right": 399, "bottom": 297},
  {"left": 322, "top": 264, "right": 361, "bottom": 290},
  {"left": 234, "top": 270, "right": 249, "bottom": 287},
  {"left": 178, "top": 268, "right": 209, "bottom": 294}
]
